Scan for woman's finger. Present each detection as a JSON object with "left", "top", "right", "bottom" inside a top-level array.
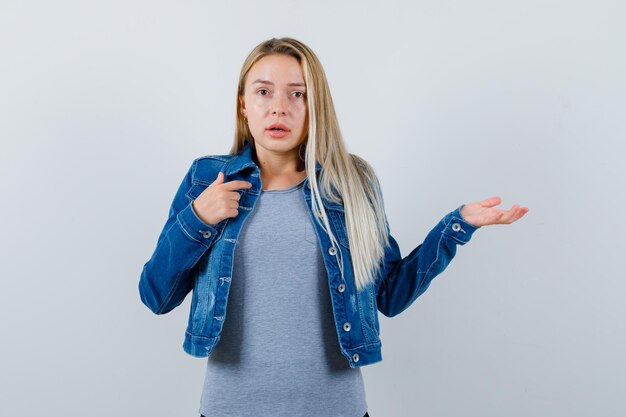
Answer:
[
  {"left": 481, "top": 196, "right": 502, "bottom": 208},
  {"left": 488, "top": 210, "right": 505, "bottom": 225},
  {"left": 500, "top": 205, "right": 521, "bottom": 224},
  {"left": 512, "top": 207, "right": 529, "bottom": 222}
]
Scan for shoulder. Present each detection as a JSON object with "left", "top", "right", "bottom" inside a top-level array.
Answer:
[
  {"left": 188, "top": 153, "right": 236, "bottom": 184},
  {"left": 191, "top": 152, "right": 235, "bottom": 167}
]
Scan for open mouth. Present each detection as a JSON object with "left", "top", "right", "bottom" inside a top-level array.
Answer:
[
  {"left": 267, "top": 125, "right": 290, "bottom": 137},
  {"left": 267, "top": 123, "right": 290, "bottom": 132}
]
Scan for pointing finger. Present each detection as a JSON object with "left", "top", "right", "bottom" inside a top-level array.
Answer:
[
  {"left": 221, "top": 180, "right": 253, "bottom": 191},
  {"left": 209, "top": 171, "right": 225, "bottom": 187}
]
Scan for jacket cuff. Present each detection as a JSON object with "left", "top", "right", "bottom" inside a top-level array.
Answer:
[
  {"left": 176, "top": 202, "right": 218, "bottom": 248},
  {"left": 441, "top": 205, "right": 479, "bottom": 245}
]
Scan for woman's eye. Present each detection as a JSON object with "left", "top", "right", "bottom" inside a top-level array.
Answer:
[
  {"left": 258, "top": 89, "right": 269, "bottom": 95},
  {"left": 293, "top": 91, "right": 305, "bottom": 98}
]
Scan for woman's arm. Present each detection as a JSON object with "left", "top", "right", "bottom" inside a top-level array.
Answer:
[
  {"left": 376, "top": 197, "right": 528, "bottom": 317},
  {"left": 376, "top": 206, "right": 479, "bottom": 317},
  {"left": 138, "top": 160, "right": 220, "bottom": 315}
]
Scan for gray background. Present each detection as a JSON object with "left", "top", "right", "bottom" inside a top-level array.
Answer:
[{"left": 1, "top": 1, "right": 624, "bottom": 416}]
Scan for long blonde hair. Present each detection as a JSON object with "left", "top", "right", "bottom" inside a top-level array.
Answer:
[{"left": 230, "top": 37, "right": 389, "bottom": 292}]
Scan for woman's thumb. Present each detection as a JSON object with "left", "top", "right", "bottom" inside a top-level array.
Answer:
[
  {"left": 210, "top": 171, "right": 224, "bottom": 187},
  {"left": 481, "top": 196, "right": 501, "bottom": 207}
]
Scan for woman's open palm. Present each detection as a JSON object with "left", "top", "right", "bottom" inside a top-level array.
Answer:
[{"left": 460, "top": 196, "right": 529, "bottom": 228}]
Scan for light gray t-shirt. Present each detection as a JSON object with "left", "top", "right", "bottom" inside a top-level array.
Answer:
[{"left": 199, "top": 177, "right": 368, "bottom": 417}]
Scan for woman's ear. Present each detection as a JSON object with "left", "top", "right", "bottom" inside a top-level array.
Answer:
[{"left": 239, "top": 96, "right": 246, "bottom": 118}]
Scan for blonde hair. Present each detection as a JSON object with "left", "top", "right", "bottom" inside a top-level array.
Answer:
[{"left": 230, "top": 37, "right": 389, "bottom": 292}]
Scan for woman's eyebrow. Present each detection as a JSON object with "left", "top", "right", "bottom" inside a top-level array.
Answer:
[{"left": 251, "top": 79, "right": 305, "bottom": 87}]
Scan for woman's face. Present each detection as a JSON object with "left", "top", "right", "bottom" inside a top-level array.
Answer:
[{"left": 240, "top": 54, "right": 308, "bottom": 163}]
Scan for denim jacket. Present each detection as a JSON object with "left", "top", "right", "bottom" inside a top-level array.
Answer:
[{"left": 139, "top": 143, "right": 479, "bottom": 368}]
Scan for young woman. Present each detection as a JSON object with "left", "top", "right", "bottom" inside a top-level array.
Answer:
[{"left": 139, "top": 37, "right": 528, "bottom": 417}]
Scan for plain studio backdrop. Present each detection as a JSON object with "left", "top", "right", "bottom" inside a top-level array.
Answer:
[{"left": 1, "top": 1, "right": 624, "bottom": 416}]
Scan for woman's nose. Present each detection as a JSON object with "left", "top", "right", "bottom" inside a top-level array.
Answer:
[{"left": 271, "top": 95, "right": 287, "bottom": 115}]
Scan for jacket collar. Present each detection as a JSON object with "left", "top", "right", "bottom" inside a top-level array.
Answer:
[{"left": 224, "top": 141, "right": 322, "bottom": 176}]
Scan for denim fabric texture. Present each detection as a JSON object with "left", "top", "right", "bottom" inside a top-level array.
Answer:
[{"left": 139, "top": 142, "right": 478, "bottom": 368}]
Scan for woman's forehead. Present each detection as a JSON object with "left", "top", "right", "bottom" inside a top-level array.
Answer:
[{"left": 247, "top": 55, "right": 305, "bottom": 86}]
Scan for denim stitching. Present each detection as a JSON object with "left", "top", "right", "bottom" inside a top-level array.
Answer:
[
  {"left": 368, "top": 285, "right": 376, "bottom": 335},
  {"left": 421, "top": 231, "right": 445, "bottom": 288},
  {"left": 177, "top": 215, "right": 208, "bottom": 246},
  {"left": 155, "top": 211, "right": 209, "bottom": 313},
  {"left": 350, "top": 339, "right": 382, "bottom": 349},
  {"left": 328, "top": 211, "right": 349, "bottom": 249},
  {"left": 442, "top": 212, "right": 475, "bottom": 244},
  {"left": 197, "top": 250, "right": 214, "bottom": 331},
  {"left": 157, "top": 248, "right": 202, "bottom": 314},
  {"left": 355, "top": 286, "right": 369, "bottom": 343},
  {"left": 184, "top": 329, "right": 214, "bottom": 340}
]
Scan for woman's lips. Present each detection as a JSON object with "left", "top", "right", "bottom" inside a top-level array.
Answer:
[
  {"left": 267, "top": 129, "right": 289, "bottom": 138},
  {"left": 267, "top": 123, "right": 290, "bottom": 131}
]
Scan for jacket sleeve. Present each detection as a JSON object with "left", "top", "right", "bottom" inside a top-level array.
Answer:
[
  {"left": 376, "top": 205, "right": 479, "bottom": 317},
  {"left": 138, "top": 159, "right": 220, "bottom": 315}
]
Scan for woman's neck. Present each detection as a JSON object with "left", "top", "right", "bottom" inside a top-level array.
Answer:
[{"left": 254, "top": 154, "right": 306, "bottom": 191}]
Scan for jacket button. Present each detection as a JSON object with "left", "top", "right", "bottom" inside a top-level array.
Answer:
[
  {"left": 352, "top": 353, "right": 359, "bottom": 362},
  {"left": 328, "top": 246, "right": 337, "bottom": 255},
  {"left": 343, "top": 322, "right": 351, "bottom": 332},
  {"left": 451, "top": 223, "right": 461, "bottom": 232},
  {"left": 202, "top": 230, "right": 212, "bottom": 238},
  {"left": 337, "top": 283, "right": 345, "bottom": 293},
  {"left": 307, "top": 181, "right": 311, "bottom": 189}
]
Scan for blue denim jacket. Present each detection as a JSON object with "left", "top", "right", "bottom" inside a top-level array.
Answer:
[{"left": 139, "top": 143, "right": 479, "bottom": 368}]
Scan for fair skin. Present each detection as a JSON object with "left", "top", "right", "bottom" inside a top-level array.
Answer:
[
  {"left": 460, "top": 197, "right": 528, "bottom": 227},
  {"left": 239, "top": 54, "right": 309, "bottom": 191},
  {"left": 190, "top": 54, "right": 309, "bottom": 225},
  {"left": 193, "top": 53, "right": 528, "bottom": 227}
]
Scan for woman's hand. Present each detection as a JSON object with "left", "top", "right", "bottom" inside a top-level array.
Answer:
[
  {"left": 192, "top": 172, "right": 252, "bottom": 225},
  {"left": 460, "top": 196, "right": 528, "bottom": 228}
]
